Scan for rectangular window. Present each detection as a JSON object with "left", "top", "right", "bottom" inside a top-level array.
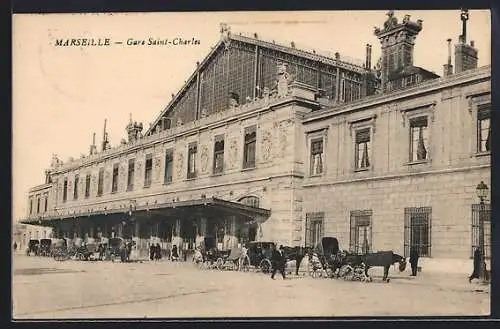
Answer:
[
  {"left": 63, "top": 178, "right": 68, "bottom": 202},
  {"left": 477, "top": 105, "right": 491, "bottom": 153},
  {"left": 213, "top": 135, "right": 225, "bottom": 174},
  {"left": 164, "top": 149, "right": 173, "bottom": 184},
  {"left": 97, "top": 168, "right": 104, "bottom": 196},
  {"left": 85, "top": 173, "right": 91, "bottom": 198},
  {"left": 404, "top": 207, "right": 432, "bottom": 257},
  {"left": 29, "top": 198, "right": 33, "bottom": 215},
  {"left": 355, "top": 128, "right": 371, "bottom": 169},
  {"left": 144, "top": 154, "right": 153, "bottom": 187},
  {"left": 127, "top": 159, "right": 135, "bottom": 191},
  {"left": 187, "top": 143, "right": 197, "bottom": 179},
  {"left": 409, "top": 116, "right": 428, "bottom": 162},
  {"left": 44, "top": 195, "right": 48, "bottom": 212},
  {"left": 305, "top": 212, "right": 324, "bottom": 248},
  {"left": 349, "top": 210, "right": 373, "bottom": 254},
  {"left": 310, "top": 139, "right": 324, "bottom": 175},
  {"left": 112, "top": 163, "right": 119, "bottom": 192},
  {"left": 73, "top": 175, "right": 79, "bottom": 200},
  {"left": 243, "top": 126, "right": 256, "bottom": 169},
  {"left": 471, "top": 203, "right": 491, "bottom": 259},
  {"left": 36, "top": 196, "right": 40, "bottom": 214}
]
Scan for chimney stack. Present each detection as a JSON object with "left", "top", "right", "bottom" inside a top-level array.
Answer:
[
  {"left": 365, "top": 44, "right": 372, "bottom": 70},
  {"left": 455, "top": 9, "right": 478, "bottom": 73},
  {"left": 443, "top": 38, "right": 454, "bottom": 76}
]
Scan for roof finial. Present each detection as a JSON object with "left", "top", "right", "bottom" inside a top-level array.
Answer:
[{"left": 460, "top": 9, "right": 469, "bottom": 44}]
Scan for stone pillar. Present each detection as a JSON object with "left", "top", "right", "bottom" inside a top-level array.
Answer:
[
  {"left": 195, "top": 217, "right": 207, "bottom": 247},
  {"left": 224, "top": 216, "right": 238, "bottom": 250},
  {"left": 132, "top": 221, "right": 140, "bottom": 260},
  {"left": 171, "top": 218, "right": 183, "bottom": 249}
]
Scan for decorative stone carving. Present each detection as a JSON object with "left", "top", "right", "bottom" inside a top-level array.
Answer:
[
  {"left": 261, "top": 130, "right": 273, "bottom": 161},
  {"left": 201, "top": 108, "right": 208, "bottom": 118},
  {"left": 277, "top": 120, "right": 293, "bottom": 158},
  {"left": 200, "top": 145, "right": 209, "bottom": 173},
  {"left": 154, "top": 157, "right": 162, "bottom": 181},
  {"left": 176, "top": 118, "right": 183, "bottom": 127},
  {"left": 276, "top": 62, "right": 293, "bottom": 97},
  {"left": 176, "top": 153, "right": 184, "bottom": 179},
  {"left": 228, "top": 139, "right": 238, "bottom": 169},
  {"left": 51, "top": 154, "right": 62, "bottom": 169}
]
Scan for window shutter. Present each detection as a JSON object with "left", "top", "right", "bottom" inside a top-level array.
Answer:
[{"left": 355, "top": 128, "right": 370, "bottom": 143}]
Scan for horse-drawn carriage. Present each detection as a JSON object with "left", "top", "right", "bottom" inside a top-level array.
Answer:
[
  {"left": 310, "top": 237, "right": 341, "bottom": 277},
  {"left": 239, "top": 241, "right": 276, "bottom": 273},
  {"left": 26, "top": 239, "right": 40, "bottom": 256}
]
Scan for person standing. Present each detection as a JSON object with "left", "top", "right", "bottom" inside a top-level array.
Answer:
[
  {"left": 271, "top": 245, "right": 287, "bottom": 280},
  {"left": 469, "top": 248, "right": 481, "bottom": 282},
  {"left": 409, "top": 246, "right": 420, "bottom": 276},
  {"left": 155, "top": 243, "right": 162, "bottom": 261},
  {"left": 149, "top": 243, "right": 155, "bottom": 261}
]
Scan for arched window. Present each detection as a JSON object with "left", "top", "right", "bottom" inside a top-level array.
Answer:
[{"left": 238, "top": 196, "right": 260, "bottom": 208}]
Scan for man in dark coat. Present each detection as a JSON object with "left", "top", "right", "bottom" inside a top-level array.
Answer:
[
  {"left": 149, "top": 243, "right": 155, "bottom": 261},
  {"left": 409, "top": 246, "right": 419, "bottom": 276},
  {"left": 271, "top": 245, "right": 287, "bottom": 280},
  {"left": 469, "top": 248, "right": 481, "bottom": 282}
]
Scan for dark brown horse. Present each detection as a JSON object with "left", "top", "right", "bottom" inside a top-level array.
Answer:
[
  {"left": 281, "top": 246, "right": 311, "bottom": 275},
  {"left": 342, "top": 251, "right": 406, "bottom": 282}
]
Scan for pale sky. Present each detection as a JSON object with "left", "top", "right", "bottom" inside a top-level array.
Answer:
[{"left": 12, "top": 10, "right": 491, "bottom": 222}]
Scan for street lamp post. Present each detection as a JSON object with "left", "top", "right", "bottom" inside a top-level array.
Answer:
[{"left": 475, "top": 181, "right": 489, "bottom": 283}]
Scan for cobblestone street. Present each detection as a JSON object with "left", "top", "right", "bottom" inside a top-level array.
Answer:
[{"left": 12, "top": 255, "right": 490, "bottom": 319}]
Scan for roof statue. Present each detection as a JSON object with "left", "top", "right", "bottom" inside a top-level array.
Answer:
[
  {"left": 220, "top": 23, "right": 231, "bottom": 49},
  {"left": 384, "top": 10, "right": 398, "bottom": 30}
]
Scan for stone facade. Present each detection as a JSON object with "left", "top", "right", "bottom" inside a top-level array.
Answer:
[
  {"left": 301, "top": 66, "right": 491, "bottom": 260},
  {"left": 22, "top": 14, "right": 491, "bottom": 263}
]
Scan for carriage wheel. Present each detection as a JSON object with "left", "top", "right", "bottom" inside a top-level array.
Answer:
[
  {"left": 239, "top": 256, "right": 250, "bottom": 272},
  {"left": 215, "top": 258, "right": 224, "bottom": 270},
  {"left": 259, "top": 259, "right": 272, "bottom": 273}
]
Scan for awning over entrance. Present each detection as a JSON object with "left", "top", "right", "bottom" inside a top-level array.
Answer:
[{"left": 19, "top": 197, "right": 272, "bottom": 227}]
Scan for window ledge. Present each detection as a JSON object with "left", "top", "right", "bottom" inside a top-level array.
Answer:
[
  {"left": 126, "top": 187, "right": 134, "bottom": 192},
  {"left": 475, "top": 151, "right": 491, "bottom": 158},
  {"left": 143, "top": 185, "right": 151, "bottom": 189},
  {"left": 111, "top": 191, "right": 117, "bottom": 194},
  {"left": 211, "top": 172, "right": 224, "bottom": 177},
  {"left": 186, "top": 177, "right": 197, "bottom": 181},
  {"left": 354, "top": 167, "right": 370, "bottom": 173},
  {"left": 163, "top": 181, "right": 172, "bottom": 186},
  {"left": 406, "top": 159, "right": 430, "bottom": 166},
  {"left": 241, "top": 166, "right": 256, "bottom": 172},
  {"left": 309, "top": 173, "right": 324, "bottom": 178}
]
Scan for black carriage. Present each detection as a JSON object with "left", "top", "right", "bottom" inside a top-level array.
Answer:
[
  {"left": 39, "top": 239, "right": 52, "bottom": 257},
  {"left": 199, "top": 237, "right": 230, "bottom": 269},
  {"left": 242, "top": 241, "right": 276, "bottom": 273},
  {"left": 107, "top": 237, "right": 126, "bottom": 262},
  {"left": 311, "top": 237, "right": 340, "bottom": 277},
  {"left": 26, "top": 239, "right": 39, "bottom": 256}
]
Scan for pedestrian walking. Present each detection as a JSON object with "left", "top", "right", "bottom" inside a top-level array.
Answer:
[
  {"left": 271, "top": 245, "right": 287, "bottom": 280},
  {"left": 409, "top": 246, "right": 419, "bottom": 276}
]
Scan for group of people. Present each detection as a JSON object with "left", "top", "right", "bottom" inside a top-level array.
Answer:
[{"left": 149, "top": 243, "right": 162, "bottom": 261}]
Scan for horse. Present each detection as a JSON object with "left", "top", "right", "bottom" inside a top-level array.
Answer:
[
  {"left": 360, "top": 251, "right": 406, "bottom": 282},
  {"left": 281, "top": 246, "right": 311, "bottom": 276}
]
